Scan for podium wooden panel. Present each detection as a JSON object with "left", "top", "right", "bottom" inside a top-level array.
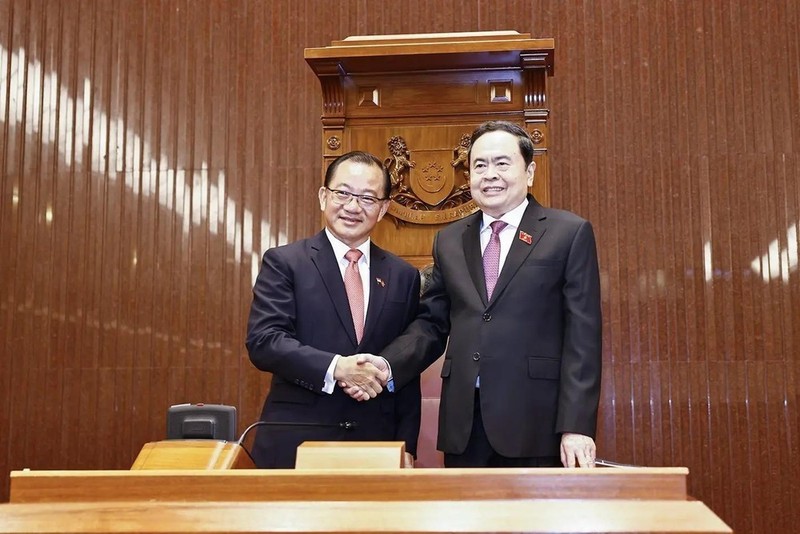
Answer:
[
  {"left": 0, "top": 499, "right": 731, "bottom": 533},
  {"left": 130, "top": 440, "right": 255, "bottom": 470},
  {"left": 4, "top": 441, "right": 732, "bottom": 533},
  {"left": 10, "top": 467, "right": 691, "bottom": 504},
  {"left": 294, "top": 441, "right": 406, "bottom": 469}
]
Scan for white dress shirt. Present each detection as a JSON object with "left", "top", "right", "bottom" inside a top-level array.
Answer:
[
  {"left": 479, "top": 198, "right": 529, "bottom": 271},
  {"left": 322, "top": 229, "right": 371, "bottom": 393}
]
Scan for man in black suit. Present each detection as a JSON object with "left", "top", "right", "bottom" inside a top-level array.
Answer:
[
  {"left": 246, "top": 151, "right": 421, "bottom": 468},
  {"left": 349, "top": 121, "right": 602, "bottom": 468}
]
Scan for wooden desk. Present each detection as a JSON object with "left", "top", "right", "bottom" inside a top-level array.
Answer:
[
  {"left": 10, "top": 467, "right": 690, "bottom": 503},
  {"left": 4, "top": 451, "right": 732, "bottom": 533},
  {"left": 0, "top": 499, "right": 731, "bottom": 533}
]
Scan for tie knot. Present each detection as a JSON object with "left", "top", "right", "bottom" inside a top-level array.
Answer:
[
  {"left": 345, "top": 249, "right": 363, "bottom": 264},
  {"left": 490, "top": 220, "right": 508, "bottom": 235}
]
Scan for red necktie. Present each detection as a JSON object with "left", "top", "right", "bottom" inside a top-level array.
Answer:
[
  {"left": 483, "top": 220, "right": 508, "bottom": 300},
  {"left": 344, "top": 249, "right": 364, "bottom": 343}
]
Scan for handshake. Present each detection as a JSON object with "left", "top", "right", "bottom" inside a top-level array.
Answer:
[{"left": 333, "top": 353, "right": 391, "bottom": 402}]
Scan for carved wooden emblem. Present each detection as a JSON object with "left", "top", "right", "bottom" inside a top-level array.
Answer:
[
  {"left": 411, "top": 157, "right": 451, "bottom": 206},
  {"left": 327, "top": 136, "right": 341, "bottom": 150},
  {"left": 384, "top": 135, "right": 478, "bottom": 225}
]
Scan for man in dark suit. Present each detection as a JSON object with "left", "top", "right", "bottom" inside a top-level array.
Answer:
[
  {"left": 245, "top": 151, "right": 421, "bottom": 468},
  {"left": 349, "top": 121, "right": 602, "bottom": 468}
]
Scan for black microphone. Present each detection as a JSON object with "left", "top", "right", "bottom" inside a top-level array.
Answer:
[{"left": 236, "top": 420, "right": 358, "bottom": 448}]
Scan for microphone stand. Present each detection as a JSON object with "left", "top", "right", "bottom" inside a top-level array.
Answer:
[
  {"left": 236, "top": 420, "right": 358, "bottom": 448},
  {"left": 235, "top": 420, "right": 358, "bottom": 466}
]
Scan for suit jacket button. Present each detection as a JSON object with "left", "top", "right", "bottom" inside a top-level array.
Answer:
[
  {"left": 482, "top": 313, "right": 491, "bottom": 322},
  {"left": 472, "top": 352, "right": 480, "bottom": 361}
]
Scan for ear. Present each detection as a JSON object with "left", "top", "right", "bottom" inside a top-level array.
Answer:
[
  {"left": 318, "top": 187, "right": 327, "bottom": 210},
  {"left": 526, "top": 161, "right": 536, "bottom": 187},
  {"left": 376, "top": 200, "right": 390, "bottom": 222}
]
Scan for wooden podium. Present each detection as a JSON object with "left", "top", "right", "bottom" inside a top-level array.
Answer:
[
  {"left": 1, "top": 442, "right": 732, "bottom": 533},
  {"left": 305, "top": 31, "right": 555, "bottom": 268},
  {"left": 128, "top": 440, "right": 408, "bottom": 470},
  {"left": 131, "top": 440, "right": 255, "bottom": 470},
  {"left": 294, "top": 441, "right": 409, "bottom": 469}
]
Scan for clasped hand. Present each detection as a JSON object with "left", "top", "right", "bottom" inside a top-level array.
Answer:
[{"left": 333, "top": 353, "right": 388, "bottom": 401}]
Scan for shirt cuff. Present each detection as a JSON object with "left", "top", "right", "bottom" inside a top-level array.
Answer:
[
  {"left": 322, "top": 354, "right": 341, "bottom": 394},
  {"left": 380, "top": 357, "right": 395, "bottom": 392}
]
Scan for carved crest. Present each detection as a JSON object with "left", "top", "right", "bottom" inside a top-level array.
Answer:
[
  {"left": 384, "top": 136, "right": 416, "bottom": 194},
  {"left": 383, "top": 135, "right": 478, "bottom": 225},
  {"left": 450, "top": 133, "right": 470, "bottom": 176}
]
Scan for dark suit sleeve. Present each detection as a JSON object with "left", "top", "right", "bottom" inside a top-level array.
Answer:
[
  {"left": 393, "top": 377, "right": 421, "bottom": 456},
  {"left": 391, "top": 269, "right": 423, "bottom": 456},
  {"left": 382, "top": 233, "right": 451, "bottom": 389},
  {"left": 245, "top": 247, "right": 335, "bottom": 392},
  {"left": 556, "top": 220, "right": 603, "bottom": 437}
]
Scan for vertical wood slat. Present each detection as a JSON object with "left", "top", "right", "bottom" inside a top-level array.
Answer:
[{"left": 1, "top": 2, "right": 799, "bottom": 533}]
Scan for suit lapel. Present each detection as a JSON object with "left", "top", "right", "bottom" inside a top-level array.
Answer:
[
  {"left": 361, "top": 243, "right": 390, "bottom": 348},
  {"left": 461, "top": 212, "right": 488, "bottom": 305},
  {"left": 490, "top": 196, "right": 548, "bottom": 305},
  {"left": 309, "top": 231, "right": 358, "bottom": 346}
]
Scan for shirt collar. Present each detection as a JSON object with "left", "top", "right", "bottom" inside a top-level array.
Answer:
[
  {"left": 324, "top": 228, "right": 371, "bottom": 265},
  {"left": 481, "top": 198, "right": 529, "bottom": 232}
]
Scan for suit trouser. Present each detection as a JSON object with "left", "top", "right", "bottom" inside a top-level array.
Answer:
[{"left": 443, "top": 389, "right": 561, "bottom": 468}]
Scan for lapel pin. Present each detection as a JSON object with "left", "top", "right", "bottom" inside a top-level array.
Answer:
[
  {"left": 519, "top": 231, "right": 533, "bottom": 245},
  {"left": 375, "top": 277, "right": 386, "bottom": 287}
]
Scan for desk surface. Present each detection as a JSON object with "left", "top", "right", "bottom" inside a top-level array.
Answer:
[{"left": 0, "top": 499, "right": 732, "bottom": 533}]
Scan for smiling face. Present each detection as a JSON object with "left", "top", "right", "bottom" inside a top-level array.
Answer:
[
  {"left": 469, "top": 130, "right": 535, "bottom": 218},
  {"left": 318, "top": 159, "right": 389, "bottom": 248}
]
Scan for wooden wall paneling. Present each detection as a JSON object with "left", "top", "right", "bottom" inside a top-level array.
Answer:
[
  {"left": 112, "top": 368, "right": 133, "bottom": 468},
  {"left": 76, "top": 368, "right": 98, "bottom": 468},
  {"left": 114, "top": 0, "right": 140, "bottom": 378},
  {"left": 210, "top": 0, "right": 242, "bottom": 407},
  {"left": 95, "top": 367, "right": 115, "bottom": 469},
  {"left": 185, "top": 2, "right": 208, "bottom": 399},
  {"left": 706, "top": 360, "right": 729, "bottom": 522},
  {"left": 725, "top": 361, "right": 748, "bottom": 532},
  {"left": 651, "top": 361, "right": 670, "bottom": 466},
  {"left": 0, "top": 360, "right": 8, "bottom": 507},
  {"left": 0, "top": 0, "right": 12, "bottom": 501},
  {"left": 40, "top": 367, "right": 62, "bottom": 469},
  {"left": 746, "top": 361, "right": 767, "bottom": 533},
  {"left": 0, "top": 3, "right": 799, "bottom": 533},
  {"left": 3, "top": 0, "right": 24, "bottom": 485},
  {"left": 629, "top": 361, "right": 647, "bottom": 464},
  {"left": 132, "top": 365, "right": 162, "bottom": 469},
  {"left": 58, "top": 368, "right": 80, "bottom": 467},
  {"left": 766, "top": 360, "right": 792, "bottom": 534},
  {"left": 204, "top": 3, "right": 233, "bottom": 394}
]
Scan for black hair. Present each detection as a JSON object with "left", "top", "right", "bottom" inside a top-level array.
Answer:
[
  {"left": 467, "top": 121, "right": 535, "bottom": 167},
  {"left": 324, "top": 151, "right": 391, "bottom": 198}
]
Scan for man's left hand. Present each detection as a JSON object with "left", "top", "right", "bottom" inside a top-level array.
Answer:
[{"left": 560, "top": 433, "right": 596, "bottom": 468}]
